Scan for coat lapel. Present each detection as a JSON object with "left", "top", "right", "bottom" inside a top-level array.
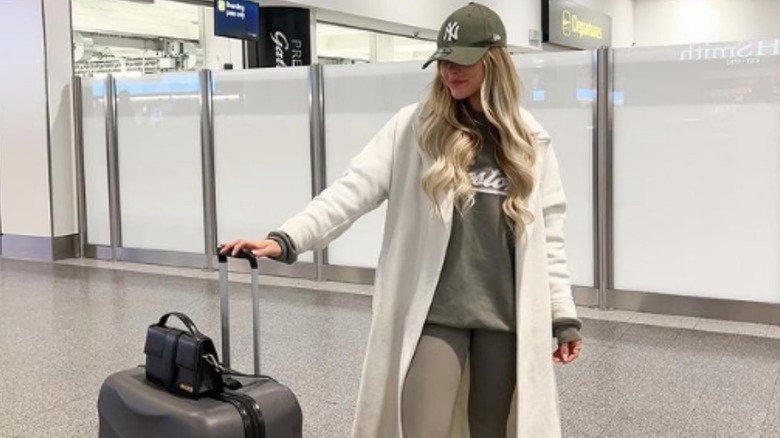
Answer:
[{"left": 516, "top": 148, "right": 545, "bottom": 253}]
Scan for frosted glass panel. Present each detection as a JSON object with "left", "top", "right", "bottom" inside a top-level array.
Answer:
[
  {"left": 514, "top": 51, "right": 596, "bottom": 288},
  {"left": 115, "top": 73, "right": 205, "bottom": 254},
  {"left": 323, "top": 61, "right": 432, "bottom": 268},
  {"left": 613, "top": 41, "right": 780, "bottom": 302},
  {"left": 82, "top": 78, "right": 110, "bottom": 246},
  {"left": 213, "top": 68, "right": 313, "bottom": 263}
]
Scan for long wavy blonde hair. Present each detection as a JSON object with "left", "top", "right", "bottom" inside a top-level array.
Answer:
[{"left": 417, "top": 47, "right": 537, "bottom": 233}]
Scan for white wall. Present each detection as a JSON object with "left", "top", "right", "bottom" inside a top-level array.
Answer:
[
  {"left": 0, "top": 0, "right": 77, "bottom": 244},
  {"left": 0, "top": 0, "right": 52, "bottom": 237},
  {"left": 635, "top": 0, "right": 780, "bottom": 46},
  {"left": 267, "top": 0, "right": 544, "bottom": 50},
  {"left": 45, "top": 0, "right": 78, "bottom": 237}
]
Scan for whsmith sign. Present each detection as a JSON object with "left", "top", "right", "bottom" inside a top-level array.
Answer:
[
  {"left": 680, "top": 39, "right": 780, "bottom": 62},
  {"left": 543, "top": 0, "right": 612, "bottom": 50}
]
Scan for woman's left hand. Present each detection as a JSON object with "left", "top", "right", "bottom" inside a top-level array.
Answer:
[{"left": 553, "top": 339, "right": 582, "bottom": 365}]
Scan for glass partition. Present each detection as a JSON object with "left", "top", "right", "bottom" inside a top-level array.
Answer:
[
  {"left": 514, "top": 51, "right": 597, "bottom": 288},
  {"left": 612, "top": 40, "right": 780, "bottom": 302},
  {"left": 76, "top": 40, "right": 780, "bottom": 311},
  {"left": 115, "top": 73, "right": 205, "bottom": 254},
  {"left": 322, "top": 61, "right": 433, "bottom": 268},
  {"left": 212, "top": 68, "right": 314, "bottom": 263},
  {"left": 82, "top": 78, "right": 110, "bottom": 246}
]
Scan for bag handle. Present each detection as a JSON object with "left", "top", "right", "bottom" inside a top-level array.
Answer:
[{"left": 158, "top": 312, "right": 204, "bottom": 338}]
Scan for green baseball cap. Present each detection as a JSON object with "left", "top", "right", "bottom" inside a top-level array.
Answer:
[{"left": 422, "top": 2, "right": 507, "bottom": 69}]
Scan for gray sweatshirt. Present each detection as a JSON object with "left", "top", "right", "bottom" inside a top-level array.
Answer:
[{"left": 268, "top": 108, "right": 581, "bottom": 344}]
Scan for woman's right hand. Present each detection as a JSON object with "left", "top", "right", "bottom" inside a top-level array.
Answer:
[{"left": 220, "top": 239, "right": 282, "bottom": 259}]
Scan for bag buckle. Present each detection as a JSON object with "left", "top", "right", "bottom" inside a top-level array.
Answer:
[{"left": 203, "top": 353, "right": 226, "bottom": 373}]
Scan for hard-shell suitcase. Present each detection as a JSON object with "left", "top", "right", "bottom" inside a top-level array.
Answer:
[{"left": 97, "top": 250, "right": 303, "bottom": 438}]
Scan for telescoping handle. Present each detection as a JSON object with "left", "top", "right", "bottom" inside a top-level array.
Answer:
[{"left": 216, "top": 246, "right": 261, "bottom": 375}]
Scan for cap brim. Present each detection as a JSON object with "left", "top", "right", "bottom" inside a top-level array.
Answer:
[{"left": 421, "top": 46, "right": 490, "bottom": 69}]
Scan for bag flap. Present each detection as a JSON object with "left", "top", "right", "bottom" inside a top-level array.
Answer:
[
  {"left": 175, "top": 334, "right": 212, "bottom": 371},
  {"left": 144, "top": 325, "right": 175, "bottom": 358}
]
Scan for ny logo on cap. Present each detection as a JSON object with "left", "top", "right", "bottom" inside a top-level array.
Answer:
[{"left": 444, "top": 22, "right": 460, "bottom": 42}]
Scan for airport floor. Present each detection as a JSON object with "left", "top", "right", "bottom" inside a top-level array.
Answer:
[{"left": 2, "top": 257, "right": 780, "bottom": 438}]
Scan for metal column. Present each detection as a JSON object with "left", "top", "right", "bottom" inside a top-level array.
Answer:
[
  {"left": 105, "top": 75, "right": 122, "bottom": 261},
  {"left": 200, "top": 69, "right": 218, "bottom": 270},
  {"left": 73, "top": 76, "right": 87, "bottom": 258},
  {"left": 309, "top": 64, "right": 327, "bottom": 280},
  {"left": 595, "top": 47, "right": 613, "bottom": 310}
]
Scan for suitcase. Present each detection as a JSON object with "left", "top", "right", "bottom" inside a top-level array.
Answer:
[{"left": 97, "top": 249, "right": 303, "bottom": 438}]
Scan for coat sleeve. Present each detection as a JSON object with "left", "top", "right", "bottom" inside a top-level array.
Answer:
[
  {"left": 277, "top": 112, "right": 398, "bottom": 254},
  {"left": 540, "top": 142, "right": 580, "bottom": 323}
]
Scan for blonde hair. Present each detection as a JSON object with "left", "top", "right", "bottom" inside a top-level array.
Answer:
[{"left": 417, "top": 47, "right": 537, "bottom": 233}]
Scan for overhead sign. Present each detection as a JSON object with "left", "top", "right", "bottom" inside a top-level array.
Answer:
[
  {"left": 543, "top": 0, "right": 612, "bottom": 50},
  {"left": 248, "top": 7, "right": 311, "bottom": 68},
  {"left": 215, "top": 0, "right": 260, "bottom": 41}
]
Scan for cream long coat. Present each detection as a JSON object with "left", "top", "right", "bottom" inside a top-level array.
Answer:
[{"left": 279, "top": 103, "right": 578, "bottom": 438}]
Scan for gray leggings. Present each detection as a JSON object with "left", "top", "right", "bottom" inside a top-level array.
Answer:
[{"left": 401, "top": 324, "right": 517, "bottom": 438}]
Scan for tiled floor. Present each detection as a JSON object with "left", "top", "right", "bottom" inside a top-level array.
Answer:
[{"left": 2, "top": 258, "right": 780, "bottom": 437}]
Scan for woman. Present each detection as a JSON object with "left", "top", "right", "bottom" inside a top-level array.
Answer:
[{"left": 221, "top": 3, "right": 582, "bottom": 437}]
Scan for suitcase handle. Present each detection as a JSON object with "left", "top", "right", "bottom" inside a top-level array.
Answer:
[
  {"left": 216, "top": 245, "right": 262, "bottom": 375},
  {"left": 217, "top": 247, "right": 258, "bottom": 269}
]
